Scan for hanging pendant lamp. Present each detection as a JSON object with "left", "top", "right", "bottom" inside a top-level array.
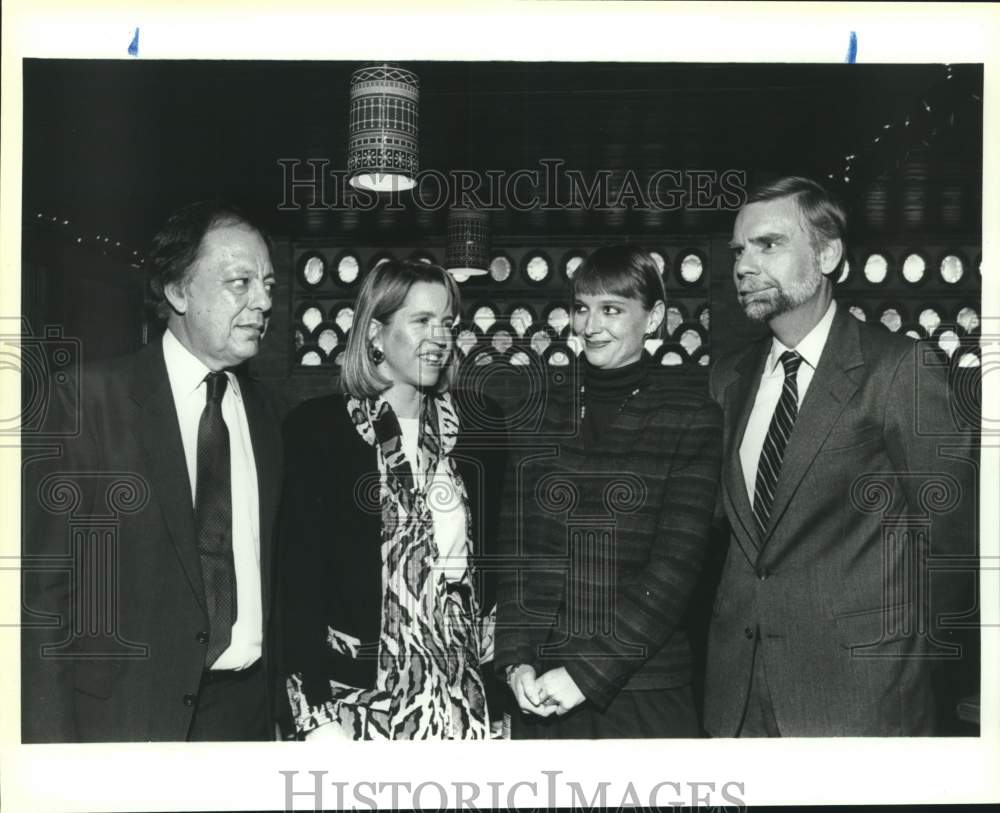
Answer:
[
  {"left": 444, "top": 207, "right": 490, "bottom": 281},
  {"left": 347, "top": 63, "right": 419, "bottom": 193}
]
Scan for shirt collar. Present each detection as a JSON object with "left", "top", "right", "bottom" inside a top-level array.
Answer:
[
  {"left": 766, "top": 299, "right": 837, "bottom": 375},
  {"left": 162, "top": 328, "right": 242, "bottom": 400}
]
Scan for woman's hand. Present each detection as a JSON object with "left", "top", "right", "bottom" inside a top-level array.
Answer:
[
  {"left": 304, "top": 721, "right": 353, "bottom": 741},
  {"left": 508, "top": 664, "right": 556, "bottom": 716},
  {"left": 536, "top": 667, "right": 586, "bottom": 715}
]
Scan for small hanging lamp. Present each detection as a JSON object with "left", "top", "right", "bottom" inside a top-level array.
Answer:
[{"left": 444, "top": 207, "right": 490, "bottom": 281}]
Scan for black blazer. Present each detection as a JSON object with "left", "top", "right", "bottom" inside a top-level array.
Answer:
[
  {"left": 21, "top": 339, "right": 283, "bottom": 742},
  {"left": 278, "top": 389, "right": 506, "bottom": 705}
]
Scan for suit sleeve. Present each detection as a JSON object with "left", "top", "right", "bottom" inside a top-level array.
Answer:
[
  {"left": 458, "top": 395, "right": 509, "bottom": 717},
  {"left": 465, "top": 394, "right": 508, "bottom": 619},
  {"left": 882, "top": 342, "right": 978, "bottom": 639},
  {"left": 21, "top": 372, "right": 97, "bottom": 742},
  {"left": 493, "top": 443, "right": 544, "bottom": 677},
  {"left": 563, "top": 402, "right": 724, "bottom": 708},
  {"left": 707, "top": 362, "right": 729, "bottom": 530},
  {"left": 276, "top": 411, "right": 335, "bottom": 735}
]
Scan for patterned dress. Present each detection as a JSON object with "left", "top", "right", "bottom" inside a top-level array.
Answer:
[{"left": 286, "top": 392, "right": 489, "bottom": 739}]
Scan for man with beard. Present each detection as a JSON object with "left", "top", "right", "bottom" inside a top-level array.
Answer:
[{"left": 702, "top": 176, "right": 977, "bottom": 736}]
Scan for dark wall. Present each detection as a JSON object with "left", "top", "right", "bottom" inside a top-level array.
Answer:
[{"left": 22, "top": 224, "right": 145, "bottom": 364}]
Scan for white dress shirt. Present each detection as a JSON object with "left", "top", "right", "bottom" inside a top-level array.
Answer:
[
  {"left": 739, "top": 300, "right": 837, "bottom": 504},
  {"left": 397, "top": 417, "right": 469, "bottom": 583},
  {"left": 162, "top": 329, "right": 263, "bottom": 670}
]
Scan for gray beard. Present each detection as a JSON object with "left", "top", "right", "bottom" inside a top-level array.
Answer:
[
  {"left": 741, "top": 261, "right": 823, "bottom": 323},
  {"left": 742, "top": 288, "right": 796, "bottom": 322}
]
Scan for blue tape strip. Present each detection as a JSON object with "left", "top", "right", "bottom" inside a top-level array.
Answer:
[{"left": 845, "top": 31, "right": 858, "bottom": 64}]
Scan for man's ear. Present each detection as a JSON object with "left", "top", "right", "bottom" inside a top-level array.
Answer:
[
  {"left": 163, "top": 279, "right": 189, "bottom": 315},
  {"left": 818, "top": 238, "right": 844, "bottom": 278}
]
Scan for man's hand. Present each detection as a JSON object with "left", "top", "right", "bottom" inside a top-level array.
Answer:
[
  {"left": 536, "top": 667, "right": 586, "bottom": 715},
  {"left": 508, "top": 664, "right": 557, "bottom": 716}
]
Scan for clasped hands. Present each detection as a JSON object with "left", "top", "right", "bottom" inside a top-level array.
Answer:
[{"left": 508, "top": 665, "right": 585, "bottom": 716}]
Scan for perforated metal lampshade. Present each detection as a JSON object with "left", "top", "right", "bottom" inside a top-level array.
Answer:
[
  {"left": 347, "top": 64, "right": 419, "bottom": 193},
  {"left": 444, "top": 207, "right": 490, "bottom": 280}
]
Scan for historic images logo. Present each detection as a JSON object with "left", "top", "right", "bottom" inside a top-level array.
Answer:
[{"left": 278, "top": 159, "right": 747, "bottom": 214}]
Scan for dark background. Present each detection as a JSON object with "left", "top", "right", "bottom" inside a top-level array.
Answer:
[
  {"left": 21, "top": 60, "right": 982, "bottom": 385},
  {"left": 20, "top": 61, "right": 982, "bottom": 244}
]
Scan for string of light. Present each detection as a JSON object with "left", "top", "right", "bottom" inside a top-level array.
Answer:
[
  {"left": 27, "top": 211, "right": 145, "bottom": 265},
  {"left": 826, "top": 63, "right": 982, "bottom": 188}
]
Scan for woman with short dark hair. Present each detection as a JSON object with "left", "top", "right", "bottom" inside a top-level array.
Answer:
[
  {"left": 496, "top": 244, "right": 722, "bottom": 738},
  {"left": 279, "top": 259, "right": 498, "bottom": 740}
]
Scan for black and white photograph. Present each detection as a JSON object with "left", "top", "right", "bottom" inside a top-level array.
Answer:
[{"left": 2, "top": 1, "right": 997, "bottom": 810}]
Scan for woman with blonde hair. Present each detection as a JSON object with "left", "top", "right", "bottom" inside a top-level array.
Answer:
[{"left": 279, "top": 259, "right": 501, "bottom": 740}]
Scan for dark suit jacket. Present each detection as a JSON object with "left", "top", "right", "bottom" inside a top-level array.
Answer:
[
  {"left": 704, "top": 305, "right": 977, "bottom": 736},
  {"left": 495, "top": 369, "right": 723, "bottom": 710},
  {"left": 277, "top": 389, "right": 507, "bottom": 712},
  {"left": 21, "top": 339, "right": 283, "bottom": 742}
]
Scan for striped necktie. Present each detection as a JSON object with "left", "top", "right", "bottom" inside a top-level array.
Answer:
[{"left": 752, "top": 350, "right": 803, "bottom": 535}]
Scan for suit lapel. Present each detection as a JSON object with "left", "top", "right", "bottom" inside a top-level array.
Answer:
[
  {"left": 760, "top": 307, "right": 863, "bottom": 548},
  {"left": 128, "top": 341, "right": 206, "bottom": 612},
  {"left": 722, "top": 342, "right": 769, "bottom": 563},
  {"left": 240, "top": 378, "right": 280, "bottom": 630}
]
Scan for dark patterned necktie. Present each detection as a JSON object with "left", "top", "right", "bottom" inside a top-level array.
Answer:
[
  {"left": 752, "top": 351, "right": 803, "bottom": 535},
  {"left": 196, "top": 371, "right": 236, "bottom": 664}
]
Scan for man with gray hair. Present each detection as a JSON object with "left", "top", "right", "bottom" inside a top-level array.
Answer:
[{"left": 704, "top": 176, "right": 976, "bottom": 736}]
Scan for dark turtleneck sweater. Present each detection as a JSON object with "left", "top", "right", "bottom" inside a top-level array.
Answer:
[{"left": 581, "top": 353, "right": 650, "bottom": 447}]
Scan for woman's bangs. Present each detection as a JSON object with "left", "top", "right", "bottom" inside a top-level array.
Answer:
[{"left": 573, "top": 266, "right": 642, "bottom": 301}]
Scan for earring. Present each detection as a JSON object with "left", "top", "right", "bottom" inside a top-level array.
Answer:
[{"left": 369, "top": 345, "right": 385, "bottom": 364}]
